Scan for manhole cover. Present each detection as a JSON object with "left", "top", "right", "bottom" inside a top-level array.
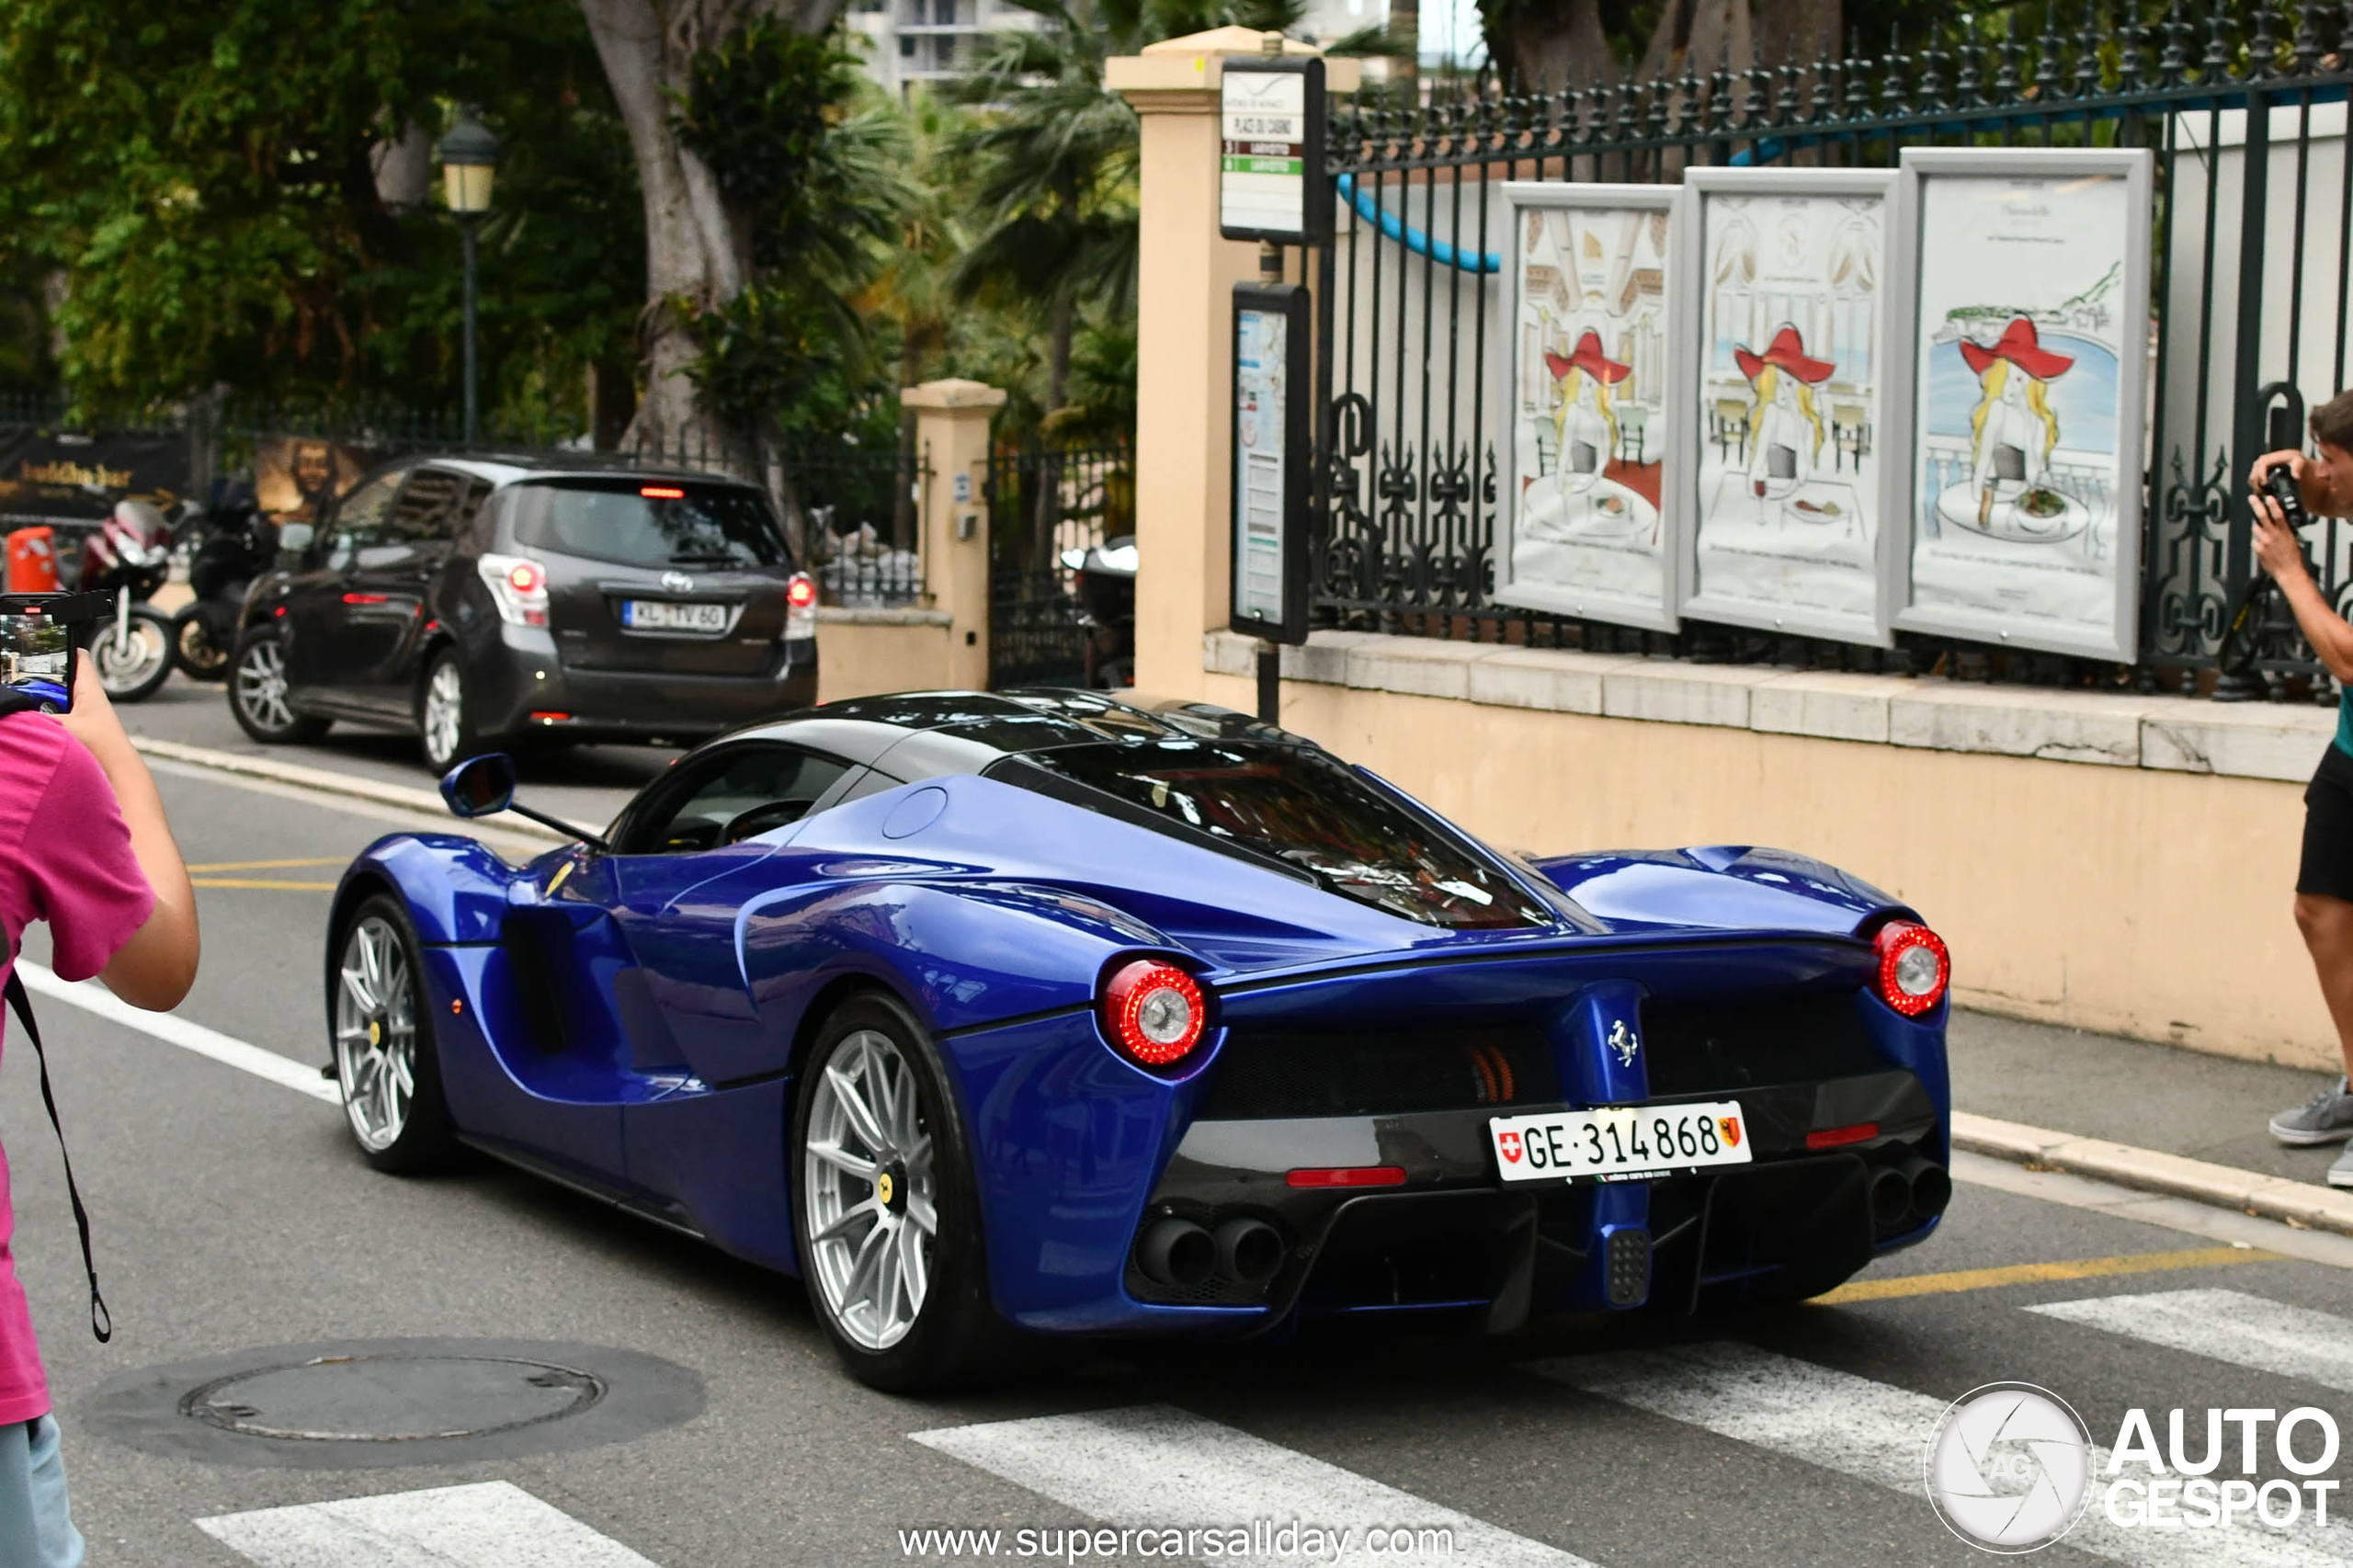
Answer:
[
  {"left": 181, "top": 1355, "right": 604, "bottom": 1442},
  {"left": 85, "top": 1338, "right": 701, "bottom": 1470}
]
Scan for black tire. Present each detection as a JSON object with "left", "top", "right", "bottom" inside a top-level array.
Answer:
[
  {"left": 790, "top": 992, "right": 1005, "bottom": 1392},
  {"left": 229, "top": 629, "right": 330, "bottom": 744},
  {"left": 89, "top": 604, "right": 176, "bottom": 702},
  {"left": 170, "top": 605, "right": 232, "bottom": 681},
  {"left": 416, "top": 649, "right": 483, "bottom": 774},
  {"left": 328, "top": 895, "right": 461, "bottom": 1174}
]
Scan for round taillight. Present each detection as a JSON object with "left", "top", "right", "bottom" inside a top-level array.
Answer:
[
  {"left": 1102, "top": 960, "right": 1207, "bottom": 1068},
  {"left": 507, "top": 561, "right": 543, "bottom": 593},
  {"left": 1873, "top": 921, "right": 1949, "bottom": 1017},
  {"left": 786, "top": 574, "right": 817, "bottom": 608}
]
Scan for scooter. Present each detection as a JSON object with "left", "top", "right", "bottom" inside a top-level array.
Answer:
[
  {"left": 1061, "top": 534, "right": 1137, "bottom": 689},
  {"left": 170, "top": 483, "right": 273, "bottom": 682},
  {"left": 73, "top": 499, "right": 177, "bottom": 702}
]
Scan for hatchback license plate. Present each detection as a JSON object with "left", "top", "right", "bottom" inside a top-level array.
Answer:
[
  {"left": 622, "top": 599, "right": 729, "bottom": 632},
  {"left": 1488, "top": 1101, "right": 1753, "bottom": 1184}
]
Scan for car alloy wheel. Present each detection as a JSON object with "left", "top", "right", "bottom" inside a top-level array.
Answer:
[
  {"left": 335, "top": 915, "right": 419, "bottom": 1153},
  {"left": 234, "top": 639, "right": 294, "bottom": 730},
  {"left": 421, "top": 657, "right": 467, "bottom": 769},
  {"left": 801, "top": 1028, "right": 938, "bottom": 1352}
]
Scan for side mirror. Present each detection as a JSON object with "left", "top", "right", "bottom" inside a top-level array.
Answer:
[
  {"left": 440, "top": 753, "right": 516, "bottom": 819},
  {"left": 276, "top": 521, "right": 314, "bottom": 559}
]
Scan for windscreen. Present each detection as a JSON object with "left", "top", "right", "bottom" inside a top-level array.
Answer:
[
  {"left": 998, "top": 741, "right": 1552, "bottom": 930},
  {"left": 511, "top": 479, "right": 792, "bottom": 570}
]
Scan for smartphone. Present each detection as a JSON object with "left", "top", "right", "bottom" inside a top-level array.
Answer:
[{"left": 0, "top": 592, "right": 111, "bottom": 713}]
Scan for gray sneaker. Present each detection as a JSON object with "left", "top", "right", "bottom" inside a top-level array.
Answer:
[
  {"left": 2330, "top": 1146, "right": 2353, "bottom": 1188},
  {"left": 2271, "top": 1075, "right": 2353, "bottom": 1145}
]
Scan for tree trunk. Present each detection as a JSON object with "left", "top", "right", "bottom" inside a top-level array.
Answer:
[
  {"left": 1495, "top": 0, "right": 1608, "bottom": 91},
  {"left": 577, "top": 0, "right": 845, "bottom": 461}
]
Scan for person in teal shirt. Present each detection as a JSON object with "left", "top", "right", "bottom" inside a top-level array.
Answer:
[{"left": 2254, "top": 390, "right": 2353, "bottom": 1185}]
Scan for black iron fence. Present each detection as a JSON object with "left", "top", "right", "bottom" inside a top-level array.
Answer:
[
  {"left": 985, "top": 441, "right": 1134, "bottom": 687},
  {"left": 1310, "top": 4, "right": 2353, "bottom": 698},
  {"left": 0, "top": 393, "right": 925, "bottom": 607}
]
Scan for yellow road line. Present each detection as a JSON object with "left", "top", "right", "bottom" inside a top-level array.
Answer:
[
  {"left": 189, "top": 878, "right": 340, "bottom": 891},
  {"left": 1815, "top": 1244, "right": 2279, "bottom": 1304},
  {"left": 186, "top": 858, "right": 347, "bottom": 872}
]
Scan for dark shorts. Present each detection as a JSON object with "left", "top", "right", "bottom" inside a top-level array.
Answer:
[{"left": 2302, "top": 744, "right": 2353, "bottom": 902}]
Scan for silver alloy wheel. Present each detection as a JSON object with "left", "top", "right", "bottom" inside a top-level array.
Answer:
[
  {"left": 236, "top": 639, "right": 296, "bottom": 732},
  {"left": 802, "top": 1028, "right": 938, "bottom": 1351},
  {"left": 93, "top": 614, "right": 167, "bottom": 694},
  {"left": 422, "top": 660, "right": 464, "bottom": 767},
  {"left": 335, "top": 915, "right": 417, "bottom": 1153}
]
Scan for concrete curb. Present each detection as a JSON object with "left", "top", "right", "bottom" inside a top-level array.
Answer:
[
  {"left": 130, "top": 736, "right": 567, "bottom": 845},
  {"left": 1952, "top": 1109, "right": 2353, "bottom": 1236}
]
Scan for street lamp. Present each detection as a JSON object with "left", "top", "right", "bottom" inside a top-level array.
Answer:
[{"left": 437, "top": 105, "right": 499, "bottom": 446}]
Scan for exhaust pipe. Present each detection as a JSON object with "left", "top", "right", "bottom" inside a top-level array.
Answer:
[
  {"left": 1213, "top": 1218, "right": 1284, "bottom": 1287},
  {"left": 1137, "top": 1220, "right": 1216, "bottom": 1289},
  {"left": 1899, "top": 1155, "right": 1952, "bottom": 1221},
  {"left": 1866, "top": 1163, "right": 1913, "bottom": 1230}
]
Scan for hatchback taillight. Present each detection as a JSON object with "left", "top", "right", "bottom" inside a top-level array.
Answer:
[
  {"left": 1873, "top": 921, "right": 1949, "bottom": 1017},
  {"left": 478, "top": 553, "right": 550, "bottom": 627},
  {"left": 784, "top": 571, "right": 817, "bottom": 641}
]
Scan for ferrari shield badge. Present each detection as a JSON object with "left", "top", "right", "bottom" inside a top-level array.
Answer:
[{"left": 1608, "top": 1018, "right": 1640, "bottom": 1068}]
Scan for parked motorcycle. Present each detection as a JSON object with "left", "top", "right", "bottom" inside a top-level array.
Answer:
[
  {"left": 74, "top": 498, "right": 177, "bottom": 702},
  {"left": 170, "top": 483, "right": 273, "bottom": 682},
  {"left": 1061, "top": 534, "right": 1137, "bottom": 689}
]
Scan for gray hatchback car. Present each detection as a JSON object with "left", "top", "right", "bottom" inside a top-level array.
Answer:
[{"left": 227, "top": 454, "right": 819, "bottom": 770}]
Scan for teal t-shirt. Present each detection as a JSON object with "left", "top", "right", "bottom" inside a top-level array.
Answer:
[{"left": 2339, "top": 684, "right": 2353, "bottom": 757}]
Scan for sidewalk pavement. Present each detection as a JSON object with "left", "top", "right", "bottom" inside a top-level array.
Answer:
[{"left": 1949, "top": 1008, "right": 2353, "bottom": 1233}]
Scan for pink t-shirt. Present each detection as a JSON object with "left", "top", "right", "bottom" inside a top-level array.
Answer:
[{"left": 0, "top": 710, "right": 153, "bottom": 1425}]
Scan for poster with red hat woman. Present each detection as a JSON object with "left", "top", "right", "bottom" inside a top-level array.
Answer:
[
  {"left": 1495, "top": 182, "right": 1689, "bottom": 631},
  {"left": 1893, "top": 148, "right": 2153, "bottom": 663},
  {"left": 1684, "top": 169, "right": 1901, "bottom": 645}
]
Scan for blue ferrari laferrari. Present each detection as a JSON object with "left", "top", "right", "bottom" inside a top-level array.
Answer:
[{"left": 323, "top": 689, "right": 1952, "bottom": 1389}]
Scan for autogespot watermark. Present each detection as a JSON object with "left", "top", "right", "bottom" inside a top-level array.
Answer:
[{"left": 1926, "top": 1382, "right": 2343, "bottom": 1553}]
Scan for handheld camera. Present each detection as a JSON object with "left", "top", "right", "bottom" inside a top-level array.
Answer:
[
  {"left": 0, "top": 592, "right": 111, "bottom": 712},
  {"left": 2263, "top": 460, "right": 2311, "bottom": 528}
]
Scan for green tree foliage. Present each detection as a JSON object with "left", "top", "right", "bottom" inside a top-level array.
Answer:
[{"left": 0, "top": 0, "right": 642, "bottom": 422}]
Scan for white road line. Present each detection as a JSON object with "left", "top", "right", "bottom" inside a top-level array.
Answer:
[
  {"left": 1535, "top": 1342, "right": 2347, "bottom": 1568},
  {"left": 911, "top": 1403, "right": 1595, "bottom": 1568},
  {"left": 2029, "top": 1287, "right": 2353, "bottom": 1393},
  {"left": 14, "top": 960, "right": 337, "bottom": 1104},
  {"left": 197, "top": 1481, "right": 662, "bottom": 1568}
]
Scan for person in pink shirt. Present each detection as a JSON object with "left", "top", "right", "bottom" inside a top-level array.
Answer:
[{"left": 1, "top": 648, "right": 199, "bottom": 1568}]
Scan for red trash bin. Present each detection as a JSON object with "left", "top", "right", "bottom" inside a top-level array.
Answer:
[{"left": 5, "top": 527, "right": 58, "bottom": 593}]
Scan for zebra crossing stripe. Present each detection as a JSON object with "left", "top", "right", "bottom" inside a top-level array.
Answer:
[
  {"left": 196, "top": 1481, "right": 663, "bottom": 1568},
  {"left": 2028, "top": 1288, "right": 2353, "bottom": 1394},
  {"left": 910, "top": 1403, "right": 1596, "bottom": 1568},
  {"left": 1533, "top": 1341, "right": 2347, "bottom": 1568}
]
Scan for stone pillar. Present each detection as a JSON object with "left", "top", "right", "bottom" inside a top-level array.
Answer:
[
  {"left": 1107, "top": 29, "right": 1357, "bottom": 698},
  {"left": 902, "top": 378, "right": 1005, "bottom": 690}
]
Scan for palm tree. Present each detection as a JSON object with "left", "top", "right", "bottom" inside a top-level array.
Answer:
[{"left": 944, "top": 0, "right": 1142, "bottom": 430}]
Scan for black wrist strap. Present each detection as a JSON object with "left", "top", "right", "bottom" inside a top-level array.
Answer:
[{"left": 3, "top": 968, "right": 111, "bottom": 1343}]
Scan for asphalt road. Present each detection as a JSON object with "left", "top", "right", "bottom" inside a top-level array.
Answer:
[{"left": 14, "top": 756, "right": 2353, "bottom": 1566}]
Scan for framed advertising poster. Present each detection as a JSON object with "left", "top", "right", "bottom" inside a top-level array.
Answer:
[
  {"left": 1681, "top": 168, "right": 1901, "bottom": 646},
  {"left": 1495, "top": 182, "right": 1691, "bottom": 631},
  {"left": 1891, "top": 148, "right": 2154, "bottom": 662}
]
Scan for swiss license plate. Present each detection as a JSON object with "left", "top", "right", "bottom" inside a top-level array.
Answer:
[
  {"left": 1488, "top": 1101, "right": 1753, "bottom": 1185},
  {"left": 622, "top": 599, "right": 728, "bottom": 632}
]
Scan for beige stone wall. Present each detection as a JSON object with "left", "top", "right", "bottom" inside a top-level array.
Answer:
[
  {"left": 815, "top": 612, "right": 957, "bottom": 702},
  {"left": 1187, "top": 663, "right": 2326, "bottom": 1071}
]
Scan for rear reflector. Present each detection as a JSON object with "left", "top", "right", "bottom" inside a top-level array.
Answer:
[
  {"left": 1285, "top": 1165, "right": 1406, "bottom": 1189},
  {"left": 529, "top": 711, "right": 571, "bottom": 722},
  {"left": 640, "top": 485, "right": 685, "bottom": 499},
  {"left": 1805, "top": 1122, "right": 1880, "bottom": 1151}
]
